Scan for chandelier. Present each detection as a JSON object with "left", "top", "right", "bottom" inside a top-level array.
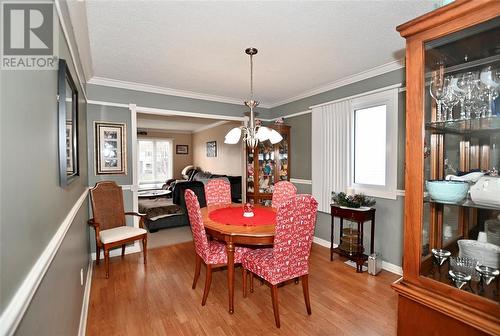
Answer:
[{"left": 224, "top": 47, "right": 283, "bottom": 148}]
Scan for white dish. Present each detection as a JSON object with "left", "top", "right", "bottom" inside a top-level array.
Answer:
[
  {"left": 458, "top": 239, "right": 500, "bottom": 269},
  {"left": 243, "top": 212, "right": 254, "bottom": 218},
  {"left": 470, "top": 176, "right": 500, "bottom": 208},
  {"left": 339, "top": 206, "right": 371, "bottom": 211}
]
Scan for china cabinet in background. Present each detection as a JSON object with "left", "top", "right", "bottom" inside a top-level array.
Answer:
[
  {"left": 393, "top": 1, "right": 500, "bottom": 335},
  {"left": 246, "top": 124, "right": 290, "bottom": 206}
]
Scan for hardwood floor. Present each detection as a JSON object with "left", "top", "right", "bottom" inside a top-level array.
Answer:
[{"left": 87, "top": 242, "right": 399, "bottom": 335}]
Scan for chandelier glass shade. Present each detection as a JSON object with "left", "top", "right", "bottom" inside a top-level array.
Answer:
[{"left": 224, "top": 48, "right": 283, "bottom": 148}]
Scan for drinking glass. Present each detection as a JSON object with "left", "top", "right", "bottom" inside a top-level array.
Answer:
[
  {"left": 443, "top": 76, "right": 460, "bottom": 121},
  {"left": 479, "top": 66, "right": 499, "bottom": 118},
  {"left": 450, "top": 76, "right": 467, "bottom": 120},
  {"left": 457, "top": 72, "right": 478, "bottom": 120},
  {"left": 430, "top": 73, "right": 448, "bottom": 122}
]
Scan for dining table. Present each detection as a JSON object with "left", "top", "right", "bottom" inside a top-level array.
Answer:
[{"left": 200, "top": 203, "right": 276, "bottom": 314}]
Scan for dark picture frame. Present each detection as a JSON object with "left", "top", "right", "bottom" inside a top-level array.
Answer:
[
  {"left": 206, "top": 141, "right": 217, "bottom": 157},
  {"left": 176, "top": 144, "right": 189, "bottom": 154},
  {"left": 95, "top": 122, "right": 127, "bottom": 175},
  {"left": 58, "top": 59, "right": 79, "bottom": 187}
]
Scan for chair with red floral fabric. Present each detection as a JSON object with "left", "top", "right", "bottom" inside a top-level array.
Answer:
[
  {"left": 204, "top": 179, "right": 232, "bottom": 206},
  {"left": 271, "top": 181, "right": 297, "bottom": 209},
  {"left": 185, "top": 189, "right": 248, "bottom": 305},
  {"left": 242, "top": 194, "right": 318, "bottom": 328}
]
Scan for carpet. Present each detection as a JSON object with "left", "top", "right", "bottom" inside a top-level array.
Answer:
[{"left": 147, "top": 226, "right": 193, "bottom": 249}]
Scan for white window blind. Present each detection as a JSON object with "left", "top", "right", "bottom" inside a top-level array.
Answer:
[{"left": 311, "top": 100, "right": 352, "bottom": 213}]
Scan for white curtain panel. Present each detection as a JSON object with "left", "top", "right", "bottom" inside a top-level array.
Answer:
[{"left": 311, "top": 100, "right": 352, "bottom": 213}]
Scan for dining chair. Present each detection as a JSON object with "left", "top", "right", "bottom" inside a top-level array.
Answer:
[
  {"left": 272, "top": 181, "right": 297, "bottom": 209},
  {"left": 204, "top": 179, "right": 232, "bottom": 206},
  {"left": 88, "top": 181, "right": 148, "bottom": 278},
  {"left": 185, "top": 189, "right": 249, "bottom": 305},
  {"left": 242, "top": 194, "right": 318, "bottom": 328}
]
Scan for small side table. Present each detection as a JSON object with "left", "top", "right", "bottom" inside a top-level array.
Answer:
[{"left": 330, "top": 204, "right": 376, "bottom": 272}]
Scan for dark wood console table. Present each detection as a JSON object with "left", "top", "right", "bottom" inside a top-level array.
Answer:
[{"left": 330, "top": 204, "right": 376, "bottom": 272}]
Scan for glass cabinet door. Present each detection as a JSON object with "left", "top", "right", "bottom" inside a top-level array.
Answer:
[
  {"left": 422, "top": 17, "right": 500, "bottom": 302},
  {"left": 257, "top": 140, "right": 276, "bottom": 195}
]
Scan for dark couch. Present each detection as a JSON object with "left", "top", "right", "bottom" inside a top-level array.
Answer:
[{"left": 141, "top": 176, "right": 242, "bottom": 232}]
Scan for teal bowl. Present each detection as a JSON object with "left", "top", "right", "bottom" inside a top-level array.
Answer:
[{"left": 426, "top": 180, "right": 469, "bottom": 203}]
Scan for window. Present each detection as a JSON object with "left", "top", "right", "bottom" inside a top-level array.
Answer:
[
  {"left": 138, "top": 139, "right": 173, "bottom": 185},
  {"left": 351, "top": 89, "right": 398, "bottom": 199}
]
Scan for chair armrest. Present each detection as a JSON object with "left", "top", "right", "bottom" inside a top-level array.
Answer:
[
  {"left": 124, "top": 212, "right": 146, "bottom": 229},
  {"left": 88, "top": 218, "right": 101, "bottom": 237}
]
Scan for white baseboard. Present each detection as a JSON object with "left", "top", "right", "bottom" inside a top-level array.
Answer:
[
  {"left": 0, "top": 189, "right": 89, "bottom": 336},
  {"left": 381, "top": 261, "right": 403, "bottom": 276},
  {"left": 312, "top": 236, "right": 403, "bottom": 276},
  {"left": 91, "top": 243, "right": 141, "bottom": 261},
  {"left": 78, "top": 259, "right": 93, "bottom": 336}
]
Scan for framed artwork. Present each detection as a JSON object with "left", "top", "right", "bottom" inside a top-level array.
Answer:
[
  {"left": 95, "top": 122, "right": 127, "bottom": 175},
  {"left": 206, "top": 141, "right": 217, "bottom": 157},
  {"left": 176, "top": 144, "right": 189, "bottom": 154}
]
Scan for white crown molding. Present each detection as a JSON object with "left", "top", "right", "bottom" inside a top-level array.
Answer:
[
  {"left": 78, "top": 259, "right": 93, "bottom": 336},
  {"left": 88, "top": 76, "right": 273, "bottom": 109},
  {"left": 137, "top": 128, "right": 193, "bottom": 135},
  {"left": 0, "top": 188, "right": 89, "bottom": 336},
  {"left": 137, "top": 106, "right": 246, "bottom": 122},
  {"left": 269, "top": 59, "right": 405, "bottom": 108},
  {"left": 290, "top": 178, "right": 312, "bottom": 185},
  {"left": 193, "top": 120, "right": 232, "bottom": 134},
  {"left": 87, "top": 100, "right": 129, "bottom": 108},
  {"left": 54, "top": 0, "right": 88, "bottom": 101}
]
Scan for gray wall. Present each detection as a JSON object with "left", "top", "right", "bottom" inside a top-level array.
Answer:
[
  {"left": 280, "top": 68, "right": 406, "bottom": 267},
  {"left": 87, "top": 104, "right": 133, "bottom": 186},
  {"left": 0, "top": 1, "right": 90, "bottom": 334}
]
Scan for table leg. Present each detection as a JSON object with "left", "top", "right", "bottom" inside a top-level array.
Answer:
[
  {"left": 226, "top": 241, "right": 235, "bottom": 314},
  {"left": 370, "top": 217, "right": 375, "bottom": 255},
  {"left": 330, "top": 214, "right": 334, "bottom": 261}
]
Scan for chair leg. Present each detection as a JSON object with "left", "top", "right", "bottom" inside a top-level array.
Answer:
[
  {"left": 121, "top": 244, "right": 125, "bottom": 257},
  {"left": 301, "top": 274, "right": 312, "bottom": 315},
  {"left": 104, "top": 249, "right": 110, "bottom": 279},
  {"left": 142, "top": 237, "right": 147, "bottom": 264},
  {"left": 242, "top": 269, "right": 247, "bottom": 298},
  {"left": 96, "top": 245, "right": 101, "bottom": 265},
  {"left": 192, "top": 254, "right": 202, "bottom": 289},
  {"left": 201, "top": 264, "right": 212, "bottom": 306},
  {"left": 250, "top": 272, "right": 254, "bottom": 293},
  {"left": 271, "top": 284, "right": 280, "bottom": 328}
]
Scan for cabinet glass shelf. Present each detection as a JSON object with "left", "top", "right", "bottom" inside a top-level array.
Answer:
[
  {"left": 425, "top": 117, "right": 500, "bottom": 135},
  {"left": 424, "top": 196, "right": 500, "bottom": 211}
]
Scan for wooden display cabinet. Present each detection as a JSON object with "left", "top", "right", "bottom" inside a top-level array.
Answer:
[
  {"left": 393, "top": 1, "right": 500, "bottom": 335},
  {"left": 246, "top": 124, "right": 290, "bottom": 206}
]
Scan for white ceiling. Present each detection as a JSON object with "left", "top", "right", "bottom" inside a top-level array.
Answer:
[
  {"left": 73, "top": 1, "right": 439, "bottom": 107},
  {"left": 137, "top": 113, "right": 237, "bottom": 133}
]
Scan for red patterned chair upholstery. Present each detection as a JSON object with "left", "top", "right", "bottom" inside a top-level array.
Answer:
[
  {"left": 185, "top": 189, "right": 248, "bottom": 305},
  {"left": 204, "top": 179, "right": 232, "bottom": 206},
  {"left": 272, "top": 181, "right": 297, "bottom": 209},
  {"left": 242, "top": 194, "right": 318, "bottom": 328}
]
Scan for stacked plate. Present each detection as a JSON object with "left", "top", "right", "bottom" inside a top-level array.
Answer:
[{"left": 458, "top": 239, "right": 500, "bottom": 269}]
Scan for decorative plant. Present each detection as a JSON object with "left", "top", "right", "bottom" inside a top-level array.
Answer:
[{"left": 331, "top": 192, "right": 376, "bottom": 208}]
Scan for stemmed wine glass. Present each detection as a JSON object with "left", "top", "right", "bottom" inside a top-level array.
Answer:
[
  {"left": 460, "top": 72, "right": 480, "bottom": 120},
  {"left": 430, "top": 71, "right": 449, "bottom": 122},
  {"left": 451, "top": 75, "right": 467, "bottom": 120},
  {"left": 479, "top": 66, "right": 499, "bottom": 118},
  {"left": 442, "top": 76, "right": 460, "bottom": 121}
]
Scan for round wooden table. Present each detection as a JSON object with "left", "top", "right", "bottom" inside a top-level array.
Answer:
[{"left": 201, "top": 204, "right": 276, "bottom": 314}]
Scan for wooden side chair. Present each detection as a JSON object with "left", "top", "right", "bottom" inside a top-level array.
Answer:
[
  {"left": 88, "top": 181, "right": 147, "bottom": 278},
  {"left": 184, "top": 189, "right": 249, "bottom": 305},
  {"left": 272, "top": 180, "right": 297, "bottom": 209},
  {"left": 204, "top": 179, "right": 232, "bottom": 206},
  {"left": 242, "top": 194, "right": 318, "bottom": 328}
]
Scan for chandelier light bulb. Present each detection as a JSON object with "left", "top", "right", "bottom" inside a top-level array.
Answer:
[{"left": 224, "top": 127, "right": 242, "bottom": 144}]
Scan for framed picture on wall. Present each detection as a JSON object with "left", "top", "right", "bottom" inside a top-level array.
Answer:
[
  {"left": 95, "top": 121, "right": 127, "bottom": 175},
  {"left": 206, "top": 141, "right": 217, "bottom": 157},
  {"left": 176, "top": 144, "right": 189, "bottom": 154}
]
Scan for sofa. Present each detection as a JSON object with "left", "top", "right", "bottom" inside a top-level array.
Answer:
[{"left": 139, "top": 174, "right": 242, "bottom": 232}]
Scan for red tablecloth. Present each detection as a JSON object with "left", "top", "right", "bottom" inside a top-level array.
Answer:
[{"left": 208, "top": 206, "right": 276, "bottom": 226}]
